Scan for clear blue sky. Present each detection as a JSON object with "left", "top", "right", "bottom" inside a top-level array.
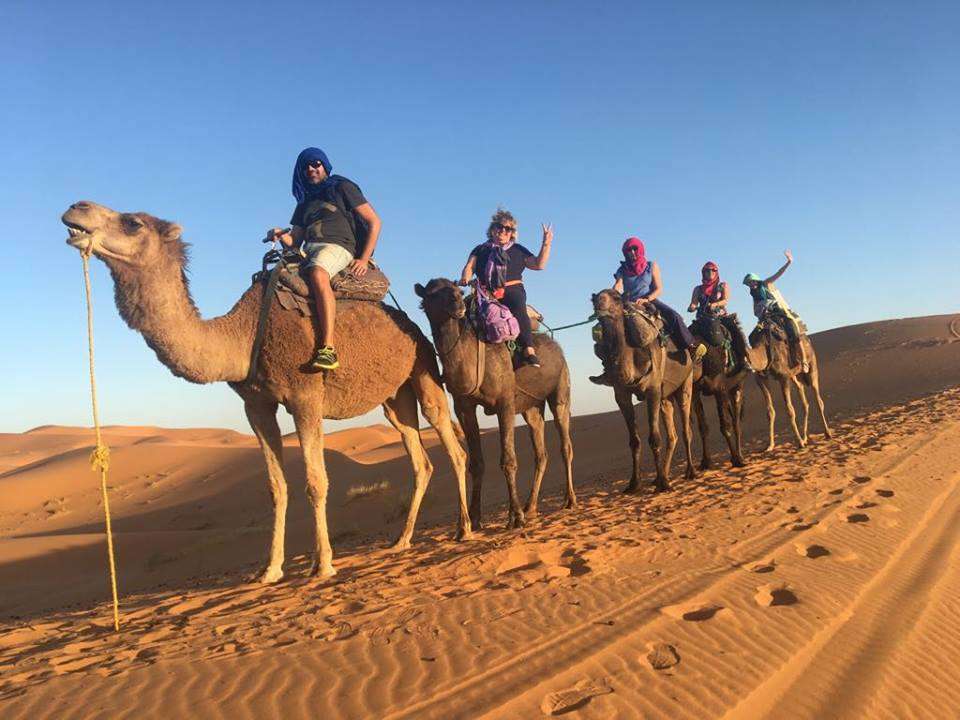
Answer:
[{"left": 2, "top": 1, "right": 958, "bottom": 433}]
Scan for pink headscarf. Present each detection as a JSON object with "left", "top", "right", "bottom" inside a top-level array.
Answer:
[
  {"left": 700, "top": 261, "right": 720, "bottom": 300},
  {"left": 621, "top": 237, "right": 648, "bottom": 276}
]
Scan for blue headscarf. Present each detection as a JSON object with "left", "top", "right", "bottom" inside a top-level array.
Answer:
[{"left": 291, "top": 147, "right": 334, "bottom": 203}]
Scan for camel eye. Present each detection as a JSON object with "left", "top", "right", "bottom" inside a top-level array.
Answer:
[{"left": 121, "top": 214, "right": 145, "bottom": 234}]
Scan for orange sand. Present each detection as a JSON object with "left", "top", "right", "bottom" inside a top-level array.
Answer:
[{"left": 1, "top": 313, "right": 959, "bottom": 719}]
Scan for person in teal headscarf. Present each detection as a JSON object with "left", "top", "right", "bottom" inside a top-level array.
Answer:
[{"left": 743, "top": 250, "right": 808, "bottom": 371}]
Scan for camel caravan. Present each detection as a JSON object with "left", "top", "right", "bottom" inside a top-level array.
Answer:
[{"left": 61, "top": 146, "right": 830, "bottom": 583}]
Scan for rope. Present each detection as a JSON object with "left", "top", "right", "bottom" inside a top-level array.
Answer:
[
  {"left": 539, "top": 316, "right": 596, "bottom": 338},
  {"left": 81, "top": 253, "right": 121, "bottom": 633},
  {"left": 387, "top": 289, "right": 404, "bottom": 313}
]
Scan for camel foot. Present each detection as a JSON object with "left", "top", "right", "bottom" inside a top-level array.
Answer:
[
  {"left": 524, "top": 505, "right": 539, "bottom": 519},
  {"left": 654, "top": 480, "right": 670, "bottom": 493},
  {"left": 823, "top": 428, "right": 834, "bottom": 439},
  {"left": 309, "top": 561, "right": 337, "bottom": 579},
  {"left": 255, "top": 566, "right": 284, "bottom": 584},
  {"left": 564, "top": 495, "right": 578, "bottom": 510},
  {"left": 699, "top": 459, "right": 712, "bottom": 472},
  {"left": 684, "top": 466, "right": 696, "bottom": 481},
  {"left": 507, "top": 511, "right": 526, "bottom": 529},
  {"left": 764, "top": 443, "right": 775, "bottom": 452},
  {"left": 455, "top": 524, "right": 474, "bottom": 541},
  {"left": 623, "top": 482, "right": 642, "bottom": 495},
  {"left": 391, "top": 537, "right": 412, "bottom": 552},
  {"left": 732, "top": 456, "right": 747, "bottom": 468}
]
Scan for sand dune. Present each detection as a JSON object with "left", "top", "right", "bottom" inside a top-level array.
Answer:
[{"left": 1, "top": 313, "right": 958, "bottom": 719}]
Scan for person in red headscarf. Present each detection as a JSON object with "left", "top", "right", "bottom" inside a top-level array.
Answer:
[
  {"left": 590, "top": 238, "right": 706, "bottom": 385},
  {"left": 688, "top": 261, "right": 752, "bottom": 371}
]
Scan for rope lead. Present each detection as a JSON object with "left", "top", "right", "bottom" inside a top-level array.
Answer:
[{"left": 81, "top": 253, "right": 121, "bottom": 633}]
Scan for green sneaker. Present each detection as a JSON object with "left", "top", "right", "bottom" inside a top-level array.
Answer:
[
  {"left": 693, "top": 343, "right": 707, "bottom": 362},
  {"left": 310, "top": 345, "right": 340, "bottom": 370}
]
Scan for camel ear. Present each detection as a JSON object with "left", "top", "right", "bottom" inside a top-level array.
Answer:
[
  {"left": 414, "top": 283, "right": 427, "bottom": 298},
  {"left": 158, "top": 220, "right": 183, "bottom": 243}
]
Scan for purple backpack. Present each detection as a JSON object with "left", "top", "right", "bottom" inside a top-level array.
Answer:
[{"left": 475, "top": 289, "right": 520, "bottom": 344}]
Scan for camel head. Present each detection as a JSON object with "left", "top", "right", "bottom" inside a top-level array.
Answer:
[
  {"left": 591, "top": 289, "right": 655, "bottom": 387},
  {"left": 62, "top": 201, "right": 184, "bottom": 270},
  {"left": 415, "top": 278, "right": 467, "bottom": 326}
]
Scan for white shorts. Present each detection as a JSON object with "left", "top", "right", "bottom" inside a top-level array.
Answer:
[{"left": 301, "top": 242, "right": 354, "bottom": 276}]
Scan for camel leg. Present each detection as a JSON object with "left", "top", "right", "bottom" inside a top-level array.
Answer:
[
  {"left": 793, "top": 375, "right": 810, "bottom": 444},
  {"left": 660, "top": 397, "right": 678, "bottom": 483},
  {"left": 291, "top": 404, "right": 336, "bottom": 578},
  {"left": 244, "top": 398, "right": 287, "bottom": 584},
  {"left": 729, "top": 386, "right": 747, "bottom": 467},
  {"left": 496, "top": 403, "right": 525, "bottom": 529},
  {"left": 616, "top": 388, "right": 643, "bottom": 494},
  {"left": 693, "top": 390, "right": 712, "bottom": 471},
  {"left": 756, "top": 375, "right": 777, "bottom": 452},
  {"left": 676, "top": 377, "right": 697, "bottom": 480},
  {"left": 382, "top": 383, "right": 434, "bottom": 551},
  {"left": 521, "top": 406, "right": 548, "bottom": 518},
  {"left": 547, "top": 387, "right": 577, "bottom": 509},
  {"left": 780, "top": 379, "right": 806, "bottom": 448},
  {"left": 410, "top": 364, "right": 473, "bottom": 540},
  {"left": 647, "top": 389, "right": 668, "bottom": 492},
  {"left": 807, "top": 363, "right": 833, "bottom": 438},
  {"left": 456, "top": 399, "right": 485, "bottom": 530},
  {"left": 714, "top": 393, "right": 737, "bottom": 466}
]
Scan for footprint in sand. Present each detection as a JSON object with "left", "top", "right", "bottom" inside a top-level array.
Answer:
[
  {"left": 796, "top": 544, "right": 831, "bottom": 559},
  {"left": 875, "top": 489, "right": 895, "bottom": 498},
  {"left": 853, "top": 501, "right": 878, "bottom": 509},
  {"left": 646, "top": 642, "right": 681, "bottom": 670},
  {"left": 661, "top": 603, "right": 731, "bottom": 622},
  {"left": 755, "top": 584, "right": 798, "bottom": 607},
  {"left": 846, "top": 513, "right": 870, "bottom": 523},
  {"left": 750, "top": 561, "right": 777, "bottom": 574},
  {"left": 851, "top": 476, "right": 872, "bottom": 485},
  {"left": 540, "top": 677, "right": 613, "bottom": 715},
  {"left": 827, "top": 488, "right": 845, "bottom": 496}
]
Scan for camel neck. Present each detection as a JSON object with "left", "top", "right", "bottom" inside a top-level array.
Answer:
[
  {"left": 431, "top": 315, "right": 481, "bottom": 396},
  {"left": 109, "top": 254, "right": 258, "bottom": 384}
]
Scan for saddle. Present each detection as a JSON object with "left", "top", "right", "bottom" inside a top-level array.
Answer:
[
  {"left": 622, "top": 300, "right": 668, "bottom": 349},
  {"left": 253, "top": 251, "right": 390, "bottom": 317},
  {"left": 691, "top": 312, "right": 736, "bottom": 371}
]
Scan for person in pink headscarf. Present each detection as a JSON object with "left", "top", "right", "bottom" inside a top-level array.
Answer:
[
  {"left": 688, "top": 261, "right": 752, "bottom": 371},
  {"left": 590, "top": 238, "right": 705, "bottom": 385}
]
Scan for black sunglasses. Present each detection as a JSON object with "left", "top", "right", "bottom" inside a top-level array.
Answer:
[
  {"left": 493, "top": 223, "right": 516, "bottom": 233},
  {"left": 306, "top": 159, "right": 325, "bottom": 169},
  {"left": 624, "top": 247, "right": 640, "bottom": 254}
]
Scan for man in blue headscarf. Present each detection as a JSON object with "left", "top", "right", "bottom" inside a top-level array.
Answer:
[{"left": 268, "top": 147, "right": 382, "bottom": 370}]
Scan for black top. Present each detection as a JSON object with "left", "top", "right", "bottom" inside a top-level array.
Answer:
[
  {"left": 290, "top": 178, "right": 367, "bottom": 256},
  {"left": 470, "top": 243, "right": 534, "bottom": 283}
]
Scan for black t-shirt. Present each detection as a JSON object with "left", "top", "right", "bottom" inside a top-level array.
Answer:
[
  {"left": 470, "top": 243, "right": 534, "bottom": 283},
  {"left": 290, "top": 178, "right": 367, "bottom": 256}
]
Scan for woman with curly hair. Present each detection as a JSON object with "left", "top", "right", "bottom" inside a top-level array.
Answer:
[{"left": 458, "top": 209, "right": 553, "bottom": 368}]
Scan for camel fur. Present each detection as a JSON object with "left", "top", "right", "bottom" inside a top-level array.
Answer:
[
  {"left": 415, "top": 279, "right": 576, "bottom": 529},
  {"left": 591, "top": 289, "right": 696, "bottom": 492},
  {"left": 688, "top": 323, "right": 750, "bottom": 469},
  {"left": 62, "top": 201, "right": 472, "bottom": 583},
  {"left": 748, "top": 323, "right": 831, "bottom": 450}
]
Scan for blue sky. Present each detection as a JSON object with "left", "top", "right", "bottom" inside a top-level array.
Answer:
[{"left": 2, "top": 1, "right": 958, "bottom": 433}]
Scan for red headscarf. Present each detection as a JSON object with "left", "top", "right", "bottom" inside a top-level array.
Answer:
[
  {"left": 621, "top": 237, "right": 648, "bottom": 276},
  {"left": 700, "top": 261, "right": 720, "bottom": 300}
]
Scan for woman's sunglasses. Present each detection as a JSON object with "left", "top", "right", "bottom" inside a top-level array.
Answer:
[
  {"left": 493, "top": 223, "right": 516, "bottom": 233},
  {"left": 624, "top": 247, "right": 640, "bottom": 255}
]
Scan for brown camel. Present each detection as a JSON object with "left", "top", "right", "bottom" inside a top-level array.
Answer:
[
  {"left": 688, "top": 323, "right": 750, "bottom": 469},
  {"left": 62, "top": 201, "right": 472, "bottom": 583},
  {"left": 747, "top": 323, "right": 831, "bottom": 450},
  {"left": 592, "top": 290, "right": 696, "bottom": 492},
  {"left": 415, "top": 279, "right": 576, "bottom": 529}
]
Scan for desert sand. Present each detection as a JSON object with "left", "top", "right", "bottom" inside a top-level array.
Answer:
[{"left": 1, "top": 313, "right": 959, "bottom": 719}]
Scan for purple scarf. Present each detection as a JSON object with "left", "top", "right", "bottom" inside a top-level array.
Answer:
[{"left": 481, "top": 239, "right": 514, "bottom": 292}]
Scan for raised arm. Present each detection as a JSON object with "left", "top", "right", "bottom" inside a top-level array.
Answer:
[
  {"left": 525, "top": 223, "right": 554, "bottom": 270},
  {"left": 765, "top": 249, "right": 793, "bottom": 284}
]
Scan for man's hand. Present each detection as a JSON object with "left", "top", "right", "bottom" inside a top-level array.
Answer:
[
  {"left": 457, "top": 276, "right": 470, "bottom": 287},
  {"left": 350, "top": 258, "right": 370, "bottom": 278},
  {"left": 784, "top": 249, "right": 793, "bottom": 263},
  {"left": 267, "top": 227, "right": 294, "bottom": 248}
]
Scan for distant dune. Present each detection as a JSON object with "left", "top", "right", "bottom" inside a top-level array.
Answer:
[{"left": 1, "top": 313, "right": 958, "bottom": 719}]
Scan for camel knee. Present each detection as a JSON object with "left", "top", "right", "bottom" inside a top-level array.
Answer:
[{"left": 305, "top": 479, "right": 328, "bottom": 507}]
